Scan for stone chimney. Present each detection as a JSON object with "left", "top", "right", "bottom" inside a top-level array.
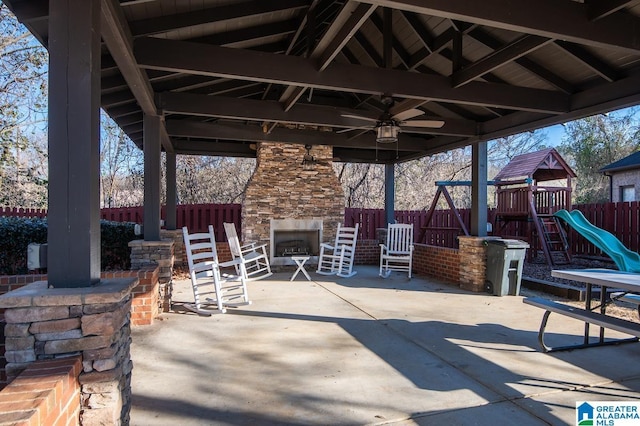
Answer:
[{"left": 242, "top": 142, "right": 345, "bottom": 262}]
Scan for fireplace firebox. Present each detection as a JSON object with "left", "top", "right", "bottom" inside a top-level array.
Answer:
[{"left": 270, "top": 219, "right": 323, "bottom": 266}]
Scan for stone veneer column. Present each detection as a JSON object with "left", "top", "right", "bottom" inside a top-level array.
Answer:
[
  {"left": 129, "top": 240, "right": 174, "bottom": 313},
  {"left": 242, "top": 142, "right": 345, "bottom": 247},
  {"left": 0, "top": 278, "right": 137, "bottom": 425},
  {"left": 160, "top": 229, "right": 185, "bottom": 267},
  {"left": 457, "top": 236, "right": 495, "bottom": 292}
]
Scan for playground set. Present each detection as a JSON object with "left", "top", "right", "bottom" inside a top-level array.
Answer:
[
  {"left": 422, "top": 147, "right": 640, "bottom": 271},
  {"left": 423, "top": 148, "right": 577, "bottom": 267}
]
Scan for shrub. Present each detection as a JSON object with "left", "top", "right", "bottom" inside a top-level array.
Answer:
[
  {"left": 0, "top": 217, "right": 137, "bottom": 274},
  {"left": 0, "top": 216, "right": 48, "bottom": 275},
  {"left": 101, "top": 221, "right": 137, "bottom": 271}
]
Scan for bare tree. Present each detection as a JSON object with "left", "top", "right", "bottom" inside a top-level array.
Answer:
[
  {"left": 176, "top": 155, "right": 256, "bottom": 204},
  {"left": 100, "top": 112, "right": 143, "bottom": 207},
  {"left": 335, "top": 162, "right": 385, "bottom": 208},
  {"left": 0, "top": 5, "right": 48, "bottom": 207},
  {"left": 558, "top": 111, "right": 640, "bottom": 203}
]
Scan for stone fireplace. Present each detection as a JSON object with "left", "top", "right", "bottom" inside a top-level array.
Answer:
[{"left": 242, "top": 142, "right": 345, "bottom": 266}]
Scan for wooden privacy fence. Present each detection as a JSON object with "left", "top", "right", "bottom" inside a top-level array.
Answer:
[
  {"left": 571, "top": 202, "right": 640, "bottom": 256},
  {"left": 3, "top": 202, "right": 639, "bottom": 255},
  {"left": 99, "top": 204, "right": 242, "bottom": 241},
  {"left": 0, "top": 204, "right": 242, "bottom": 242},
  {"left": 0, "top": 207, "right": 47, "bottom": 219}
]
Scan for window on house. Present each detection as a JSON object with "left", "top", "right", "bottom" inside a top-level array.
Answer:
[{"left": 620, "top": 185, "right": 635, "bottom": 202}]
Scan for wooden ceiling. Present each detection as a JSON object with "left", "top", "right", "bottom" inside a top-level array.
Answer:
[{"left": 7, "top": 0, "right": 640, "bottom": 163}]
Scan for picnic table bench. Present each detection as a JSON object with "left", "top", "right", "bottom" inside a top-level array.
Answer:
[{"left": 523, "top": 269, "right": 640, "bottom": 352}]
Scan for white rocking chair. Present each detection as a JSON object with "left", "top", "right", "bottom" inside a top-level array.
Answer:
[
  {"left": 316, "top": 223, "right": 359, "bottom": 278},
  {"left": 380, "top": 223, "right": 414, "bottom": 278},
  {"left": 223, "top": 222, "right": 273, "bottom": 281},
  {"left": 182, "top": 225, "right": 251, "bottom": 315}
]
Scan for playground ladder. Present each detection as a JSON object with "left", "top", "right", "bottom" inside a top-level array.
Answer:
[{"left": 534, "top": 214, "right": 571, "bottom": 266}]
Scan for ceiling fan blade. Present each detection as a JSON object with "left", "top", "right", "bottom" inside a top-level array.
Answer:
[
  {"left": 340, "top": 113, "right": 378, "bottom": 123},
  {"left": 336, "top": 126, "right": 373, "bottom": 134},
  {"left": 402, "top": 119, "right": 446, "bottom": 128},
  {"left": 392, "top": 109, "right": 424, "bottom": 122}
]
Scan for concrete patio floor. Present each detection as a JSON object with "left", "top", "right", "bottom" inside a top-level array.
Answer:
[{"left": 130, "top": 266, "right": 640, "bottom": 425}]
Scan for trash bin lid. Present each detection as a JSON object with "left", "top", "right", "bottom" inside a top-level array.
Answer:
[{"left": 487, "top": 239, "right": 530, "bottom": 248}]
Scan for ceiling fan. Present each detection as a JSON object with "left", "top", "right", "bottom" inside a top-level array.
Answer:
[{"left": 340, "top": 96, "right": 445, "bottom": 143}]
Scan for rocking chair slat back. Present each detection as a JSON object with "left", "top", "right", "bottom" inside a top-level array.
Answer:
[{"left": 387, "top": 224, "right": 414, "bottom": 253}]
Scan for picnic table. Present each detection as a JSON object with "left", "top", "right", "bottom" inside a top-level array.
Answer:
[{"left": 523, "top": 268, "right": 640, "bottom": 352}]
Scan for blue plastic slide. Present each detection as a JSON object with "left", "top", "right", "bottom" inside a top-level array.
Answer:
[{"left": 554, "top": 209, "right": 640, "bottom": 273}]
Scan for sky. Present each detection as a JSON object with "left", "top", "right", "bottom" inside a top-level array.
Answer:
[
  {"left": 535, "top": 105, "right": 640, "bottom": 148},
  {"left": 544, "top": 124, "right": 566, "bottom": 146}
]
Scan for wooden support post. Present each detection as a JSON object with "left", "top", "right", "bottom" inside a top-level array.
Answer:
[
  {"left": 165, "top": 152, "right": 177, "bottom": 230},
  {"left": 47, "top": 0, "right": 101, "bottom": 287},
  {"left": 471, "top": 141, "right": 488, "bottom": 236},
  {"left": 385, "top": 163, "right": 395, "bottom": 226},
  {"left": 144, "top": 114, "right": 162, "bottom": 241}
]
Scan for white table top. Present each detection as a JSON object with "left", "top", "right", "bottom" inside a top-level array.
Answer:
[{"left": 551, "top": 268, "right": 640, "bottom": 292}]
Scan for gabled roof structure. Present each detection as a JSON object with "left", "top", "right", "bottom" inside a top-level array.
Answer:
[
  {"left": 494, "top": 148, "right": 576, "bottom": 183},
  {"left": 6, "top": 0, "right": 640, "bottom": 163},
  {"left": 600, "top": 150, "right": 640, "bottom": 173}
]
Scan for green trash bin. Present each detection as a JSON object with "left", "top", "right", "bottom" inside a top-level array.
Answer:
[{"left": 485, "top": 239, "right": 529, "bottom": 296}]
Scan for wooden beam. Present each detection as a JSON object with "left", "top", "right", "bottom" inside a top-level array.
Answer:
[
  {"left": 129, "top": 0, "right": 308, "bottom": 36},
  {"left": 407, "top": 24, "right": 475, "bottom": 71},
  {"left": 354, "top": 32, "right": 384, "bottom": 67},
  {"left": 190, "top": 20, "right": 298, "bottom": 47},
  {"left": 355, "top": 0, "right": 640, "bottom": 54},
  {"left": 172, "top": 139, "right": 256, "bottom": 157},
  {"left": 10, "top": 0, "right": 48, "bottom": 23},
  {"left": 101, "top": 90, "right": 135, "bottom": 108},
  {"left": 316, "top": 2, "right": 377, "bottom": 71},
  {"left": 157, "top": 92, "right": 478, "bottom": 137},
  {"left": 100, "top": 0, "right": 173, "bottom": 152},
  {"left": 370, "top": 9, "right": 411, "bottom": 68},
  {"left": 277, "top": 2, "right": 376, "bottom": 112},
  {"left": 480, "top": 71, "right": 640, "bottom": 140},
  {"left": 554, "top": 41, "right": 619, "bottom": 82},
  {"left": 587, "top": 0, "right": 640, "bottom": 21},
  {"left": 467, "top": 27, "right": 574, "bottom": 94},
  {"left": 135, "top": 37, "right": 569, "bottom": 113},
  {"left": 401, "top": 11, "right": 434, "bottom": 52},
  {"left": 452, "top": 35, "right": 552, "bottom": 88},
  {"left": 165, "top": 119, "right": 437, "bottom": 151}
]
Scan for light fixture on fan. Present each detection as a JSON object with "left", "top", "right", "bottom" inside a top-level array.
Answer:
[
  {"left": 376, "top": 121, "right": 400, "bottom": 143},
  {"left": 340, "top": 96, "right": 445, "bottom": 143}
]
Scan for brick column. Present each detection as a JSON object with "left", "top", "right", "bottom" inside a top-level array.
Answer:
[
  {"left": 0, "top": 278, "right": 137, "bottom": 425},
  {"left": 129, "top": 240, "right": 174, "bottom": 313},
  {"left": 458, "top": 236, "right": 496, "bottom": 292}
]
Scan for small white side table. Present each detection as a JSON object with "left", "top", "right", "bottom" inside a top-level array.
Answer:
[{"left": 290, "top": 256, "right": 311, "bottom": 281}]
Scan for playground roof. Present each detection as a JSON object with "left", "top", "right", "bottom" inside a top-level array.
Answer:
[
  {"left": 7, "top": 1, "right": 640, "bottom": 163},
  {"left": 494, "top": 148, "right": 576, "bottom": 183},
  {"left": 600, "top": 150, "right": 640, "bottom": 173}
]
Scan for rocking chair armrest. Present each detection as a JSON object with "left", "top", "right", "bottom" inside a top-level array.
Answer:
[
  {"left": 379, "top": 244, "right": 414, "bottom": 253},
  {"left": 218, "top": 258, "right": 243, "bottom": 268},
  {"left": 240, "top": 242, "right": 268, "bottom": 254},
  {"left": 320, "top": 243, "right": 336, "bottom": 250},
  {"left": 191, "top": 261, "right": 215, "bottom": 274}
]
